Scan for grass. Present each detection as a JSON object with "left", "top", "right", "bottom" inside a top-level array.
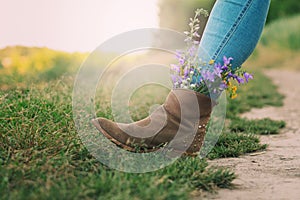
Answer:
[
  {"left": 230, "top": 118, "right": 286, "bottom": 135},
  {"left": 226, "top": 70, "right": 284, "bottom": 119},
  {"left": 0, "top": 65, "right": 285, "bottom": 199},
  {"left": 260, "top": 14, "right": 300, "bottom": 51},
  {"left": 207, "top": 132, "right": 267, "bottom": 159},
  {"left": 0, "top": 79, "right": 236, "bottom": 200},
  {"left": 245, "top": 14, "right": 300, "bottom": 71},
  {"left": 203, "top": 69, "right": 285, "bottom": 159}
]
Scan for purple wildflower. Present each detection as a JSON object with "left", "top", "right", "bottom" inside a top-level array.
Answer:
[
  {"left": 202, "top": 70, "right": 215, "bottom": 82},
  {"left": 188, "top": 45, "right": 196, "bottom": 57},
  {"left": 171, "top": 64, "right": 180, "bottom": 73},
  {"left": 236, "top": 76, "right": 245, "bottom": 84},
  {"left": 219, "top": 82, "right": 227, "bottom": 90},
  {"left": 214, "top": 63, "right": 223, "bottom": 78},
  {"left": 244, "top": 72, "right": 253, "bottom": 83},
  {"left": 221, "top": 65, "right": 228, "bottom": 71},
  {"left": 227, "top": 72, "right": 235, "bottom": 79},
  {"left": 223, "top": 56, "right": 233, "bottom": 65},
  {"left": 214, "top": 62, "right": 222, "bottom": 70},
  {"left": 179, "top": 58, "right": 185, "bottom": 65},
  {"left": 170, "top": 8, "right": 253, "bottom": 95},
  {"left": 171, "top": 75, "right": 177, "bottom": 84}
]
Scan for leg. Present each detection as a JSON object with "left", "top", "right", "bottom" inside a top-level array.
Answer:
[{"left": 198, "top": 0, "right": 271, "bottom": 70}]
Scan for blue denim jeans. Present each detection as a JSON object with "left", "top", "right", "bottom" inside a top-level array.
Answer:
[{"left": 198, "top": 0, "right": 271, "bottom": 70}]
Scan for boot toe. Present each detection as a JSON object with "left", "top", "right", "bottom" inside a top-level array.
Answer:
[
  {"left": 92, "top": 117, "right": 130, "bottom": 146},
  {"left": 92, "top": 117, "right": 118, "bottom": 136}
]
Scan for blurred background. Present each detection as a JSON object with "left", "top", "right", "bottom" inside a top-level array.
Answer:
[{"left": 0, "top": 0, "right": 299, "bottom": 88}]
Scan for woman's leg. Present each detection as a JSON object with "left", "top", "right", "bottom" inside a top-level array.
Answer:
[{"left": 198, "top": 0, "right": 271, "bottom": 70}]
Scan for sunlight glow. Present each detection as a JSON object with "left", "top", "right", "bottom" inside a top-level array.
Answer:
[{"left": 0, "top": 0, "right": 159, "bottom": 52}]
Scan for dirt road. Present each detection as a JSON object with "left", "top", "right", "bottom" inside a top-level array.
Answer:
[{"left": 206, "top": 70, "right": 300, "bottom": 200}]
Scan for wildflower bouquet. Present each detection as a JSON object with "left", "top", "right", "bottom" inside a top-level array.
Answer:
[{"left": 171, "top": 9, "right": 253, "bottom": 99}]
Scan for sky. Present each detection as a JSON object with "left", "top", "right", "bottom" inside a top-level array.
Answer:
[{"left": 0, "top": 0, "right": 159, "bottom": 52}]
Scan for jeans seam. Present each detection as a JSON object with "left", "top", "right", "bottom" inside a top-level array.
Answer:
[{"left": 212, "top": 0, "right": 254, "bottom": 60}]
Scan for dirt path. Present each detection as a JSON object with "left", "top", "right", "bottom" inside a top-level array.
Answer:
[{"left": 206, "top": 70, "right": 300, "bottom": 200}]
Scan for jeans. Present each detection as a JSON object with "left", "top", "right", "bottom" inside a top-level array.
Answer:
[{"left": 198, "top": 0, "right": 271, "bottom": 70}]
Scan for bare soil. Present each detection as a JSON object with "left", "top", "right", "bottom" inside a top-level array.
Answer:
[{"left": 206, "top": 70, "right": 300, "bottom": 200}]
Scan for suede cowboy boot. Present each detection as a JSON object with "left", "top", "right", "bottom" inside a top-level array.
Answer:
[{"left": 92, "top": 89, "right": 215, "bottom": 156}]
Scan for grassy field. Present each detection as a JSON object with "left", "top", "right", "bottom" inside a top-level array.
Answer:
[
  {"left": 0, "top": 66, "right": 285, "bottom": 199},
  {"left": 246, "top": 14, "right": 300, "bottom": 71},
  {"left": 260, "top": 14, "right": 300, "bottom": 51},
  {"left": 2, "top": 14, "right": 298, "bottom": 199}
]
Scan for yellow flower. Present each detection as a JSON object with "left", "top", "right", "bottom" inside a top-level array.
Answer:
[
  {"left": 232, "top": 86, "right": 237, "bottom": 92},
  {"left": 209, "top": 60, "right": 215, "bottom": 65},
  {"left": 227, "top": 81, "right": 232, "bottom": 87},
  {"left": 231, "top": 93, "right": 238, "bottom": 99}
]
